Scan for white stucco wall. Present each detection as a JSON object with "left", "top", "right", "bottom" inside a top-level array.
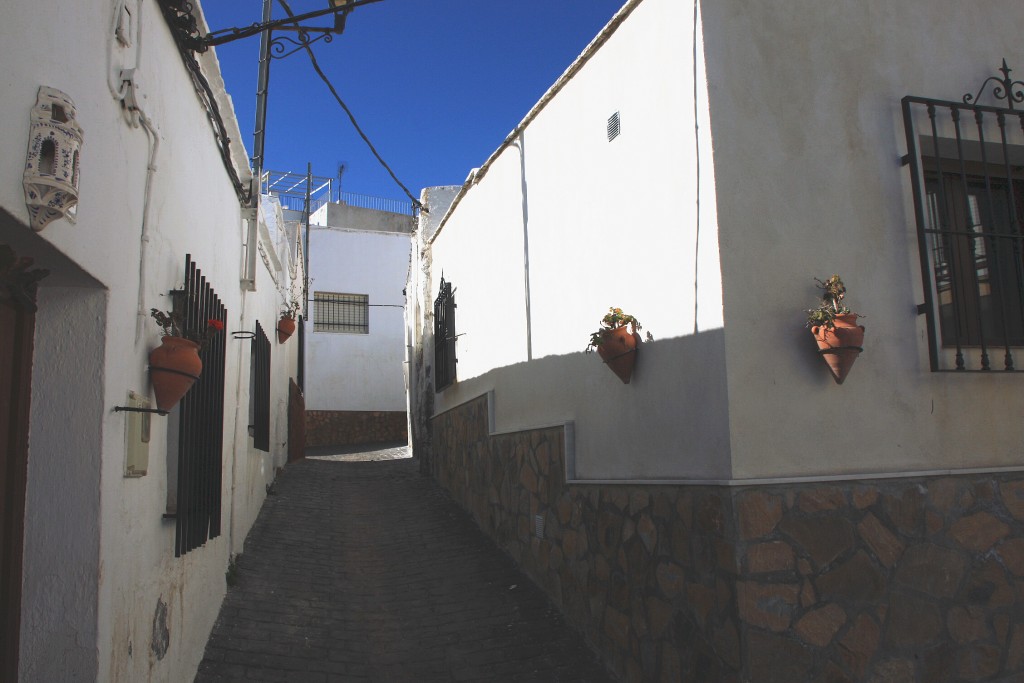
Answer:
[
  {"left": 699, "top": 0, "right": 1024, "bottom": 479},
  {"left": 427, "top": 0, "right": 728, "bottom": 479},
  {"left": 0, "top": 1, "right": 298, "bottom": 680},
  {"left": 422, "top": 0, "right": 1024, "bottom": 483},
  {"left": 306, "top": 220, "right": 412, "bottom": 412}
]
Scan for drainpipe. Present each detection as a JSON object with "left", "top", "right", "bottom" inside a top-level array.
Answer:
[
  {"left": 515, "top": 133, "right": 533, "bottom": 361},
  {"left": 301, "top": 164, "right": 312, "bottom": 390}
]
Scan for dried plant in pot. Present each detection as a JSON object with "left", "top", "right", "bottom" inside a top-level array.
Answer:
[
  {"left": 586, "top": 307, "right": 644, "bottom": 384},
  {"left": 278, "top": 296, "right": 301, "bottom": 344},
  {"left": 806, "top": 275, "right": 864, "bottom": 385},
  {"left": 149, "top": 307, "right": 224, "bottom": 410}
]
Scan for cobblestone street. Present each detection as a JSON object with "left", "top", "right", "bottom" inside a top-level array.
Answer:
[{"left": 195, "top": 444, "right": 613, "bottom": 682}]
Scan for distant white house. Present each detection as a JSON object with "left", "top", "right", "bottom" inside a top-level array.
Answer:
[{"left": 304, "top": 199, "right": 414, "bottom": 447}]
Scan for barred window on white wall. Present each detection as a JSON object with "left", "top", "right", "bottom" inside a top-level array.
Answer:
[{"left": 313, "top": 292, "right": 369, "bottom": 333}]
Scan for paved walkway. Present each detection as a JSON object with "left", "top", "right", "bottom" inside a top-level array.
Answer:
[{"left": 195, "top": 444, "right": 614, "bottom": 682}]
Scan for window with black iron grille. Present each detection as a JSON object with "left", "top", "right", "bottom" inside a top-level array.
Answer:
[
  {"left": 167, "top": 254, "right": 227, "bottom": 557},
  {"left": 251, "top": 321, "right": 271, "bottom": 452},
  {"left": 902, "top": 61, "right": 1024, "bottom": 371},
  {"left": 434, "top": 277, "right": 457, "bottom": 391},
  {"left": 313, "top": 291, "right": 368, "bottom": 333}
]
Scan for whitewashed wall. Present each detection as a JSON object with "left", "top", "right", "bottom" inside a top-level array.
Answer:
[
  {"left": 426, "top": 0, "right": 728, "bottom": 479},
  {"left": 699, "top": 0, "right": 1024, "bottom": 479},
  {"left": 0, "top": 1, "right": 297, "bottom": 680},
  {"left": 306, "top": 216, "right": 412, "bottom": 412},
  {"left": 424, "top": 0, "right": 1024, "bottom": 483}
]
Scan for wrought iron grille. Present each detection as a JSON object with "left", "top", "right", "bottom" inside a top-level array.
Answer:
[
  {"left": 434, "top": 278, "right": 457, "bottom": 391},
  {"left": 607, "top": 111, "right": 621, "bottom": 141},
  {"left": 173, "top": 254, "right": 227, "bottom": 557},
  {"left": 313, "top": 292, "right": 368, "bottom": 333},
  {"left": 902, "top": 61, "right": 1024, "bottom": 371},
  {"left": 251, "top": 321, "right": 271, "bottom": 452}
]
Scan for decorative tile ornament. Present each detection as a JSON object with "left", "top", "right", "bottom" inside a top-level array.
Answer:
[{"left": 23, "top": 87, "right": 84, "bottom": 231}]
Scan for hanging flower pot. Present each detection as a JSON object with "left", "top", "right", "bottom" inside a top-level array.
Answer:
[
  {"left": 278, "top": 315, "right": 296, "bottom": 344},
  {"left": 147, "top": 308, "right": 223, "bottom": 411},
  {"left": 597, "top": 326, "right": 642, "bottom": 383},
  {"left": 806, "top": 275, "right": 864, "bottom": 385},
  {"left": 586, "top": 307, "right": 645, "bottom": 384},
  {"left": 149, "top": 336, "right": 202, "bottom": 411},
  {"left": 278, "top": 295, "right": 301, "bottom": 343},
  {"left": 811, "top": 314, "right": 864, "bottom": 385}
]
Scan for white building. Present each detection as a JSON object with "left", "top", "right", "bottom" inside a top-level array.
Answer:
[
  {"left": 408, "top": 0, "right": 1024, "bottom": 679},
  {"left": 0, "top": 1, "right": 299, "bottom": 680},
  {"left": 304, "top": 200, "right": 413, "bottom": 448}
]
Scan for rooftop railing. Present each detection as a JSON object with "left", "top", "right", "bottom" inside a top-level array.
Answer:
[{"left": 261, "top": 170, "right": 415, "bottom": 217}]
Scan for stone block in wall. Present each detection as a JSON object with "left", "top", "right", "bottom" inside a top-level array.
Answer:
[
  {"left": 429, "top": 394, "right": 1024, "bottom": 682},
  {"left": 304, "top": 410, "right": 407, "bottom": 448}
]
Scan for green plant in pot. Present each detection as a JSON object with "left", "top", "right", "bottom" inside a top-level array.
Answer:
[
  {"left": 586, "top": 307, "right": 643, "bottom": 384},
  {"left": 806, "top": 274, "right": 864, "bottom": 385}
]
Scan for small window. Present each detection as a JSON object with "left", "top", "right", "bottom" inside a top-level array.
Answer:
[
  {"left": 902, "top": 89, "right": 1024, "bottom": 371},
  {"left": 313, "top": 292, "right": 368, "bottom": 333}
]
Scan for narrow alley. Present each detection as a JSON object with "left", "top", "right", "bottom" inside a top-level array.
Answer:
[{"left": 194, "top": 445, "right": 614, "bottom": 682}]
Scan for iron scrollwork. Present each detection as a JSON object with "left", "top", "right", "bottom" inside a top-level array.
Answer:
[
  {"left": 963, "top": 59, "right": 1024, "bottom": 111},
  {"left": 269, "top": 31, "right": 334, "bottom": 60},
  {"left": 157, "top": 0, "right": 206, "bottom": 52}
]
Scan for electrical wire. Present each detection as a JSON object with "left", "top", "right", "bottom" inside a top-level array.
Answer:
[
  {"left": 155, "top": 0, "right": 252, "bottom": 205},
  {"left": 276, "top": 0, "right": 424, "bottom": 212}
]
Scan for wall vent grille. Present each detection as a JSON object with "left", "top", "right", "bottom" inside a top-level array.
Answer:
[{"left": 607, "top": 111, "right": 621, "bottom": 141}]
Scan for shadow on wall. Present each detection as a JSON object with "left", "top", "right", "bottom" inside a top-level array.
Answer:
[{"left": 435, "top": 328, "right": 733, "bottom": 481}]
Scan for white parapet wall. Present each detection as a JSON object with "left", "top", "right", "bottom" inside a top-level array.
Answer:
[
  {"left": 417, "top": 0, "right": 1024, "bottom": 484},
  {"left": 424, "top": 0, "right": 728, "bottom": 480}
]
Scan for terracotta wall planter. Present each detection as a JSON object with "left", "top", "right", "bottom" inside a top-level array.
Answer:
[
  {"left": 597, "top": 327, "right": 641, "bottom": 384},
  {"left": 810, "top": 313, "right": 864, "bottom": 385},
  {"left": 278, "top": 316, "right": 296, "bottom": 343},
  {"left": 149, "top": 336, "right": 202, "bottom": 411}
]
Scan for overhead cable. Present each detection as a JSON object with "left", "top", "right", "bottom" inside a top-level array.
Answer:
[
  {"left": 276, "top": 0, "right": 424, "bottom": 212},
  {"left": 155, "top": 0, "right": 252, "bottom": 205}
]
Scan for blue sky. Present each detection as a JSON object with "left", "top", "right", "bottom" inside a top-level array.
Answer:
[{"left": 201, "top": 0, "right": 626, "bottom": 203}]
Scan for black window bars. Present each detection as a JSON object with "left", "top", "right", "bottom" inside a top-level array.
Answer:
[
  {"left": 171, "top": 254, "right": 227, "bottom": 557},
  {"left": 313, "top": 292, "right": 369, "bottom": 333},
  {"left": 434, "top": 277, "right": 457, "bottom": 391},
  {"left": 251, "top": 321, "right": 271, "bottom": 452},
  {"left": 902, "top": 61, "right": 1024, "bottom": 371}
]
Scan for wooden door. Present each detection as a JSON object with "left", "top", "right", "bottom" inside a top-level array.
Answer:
[{"left": 0, "top": 290, "right": 36, "bottom": 680}]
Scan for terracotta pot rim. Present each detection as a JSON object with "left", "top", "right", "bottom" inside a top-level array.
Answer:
[{"left": 160, "top": 335, "right": 200, "bottom": 350}]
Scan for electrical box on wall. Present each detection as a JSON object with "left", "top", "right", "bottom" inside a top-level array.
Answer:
[{"left": 124, "top": 391, "right": 150, "bottom": 477}]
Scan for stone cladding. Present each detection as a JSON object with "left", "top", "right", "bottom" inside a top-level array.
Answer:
[
  {"left": 304, "top": 410, "right": 407, "bottom": 448},
  {"left": 430, "top": 394, "right": 1024, "bottom": 682}
]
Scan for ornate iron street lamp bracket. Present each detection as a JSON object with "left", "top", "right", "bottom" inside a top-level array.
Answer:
[{"left": 157, "top": 0, "right": 382, "bottom": 52}]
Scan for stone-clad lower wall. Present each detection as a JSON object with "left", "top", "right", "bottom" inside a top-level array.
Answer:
[
  {"left": 305, "top": 410, "right": 407, "bottom": 448},
  {"left": 430, "top": 394, "right": 1024, "bottom": 683}
]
